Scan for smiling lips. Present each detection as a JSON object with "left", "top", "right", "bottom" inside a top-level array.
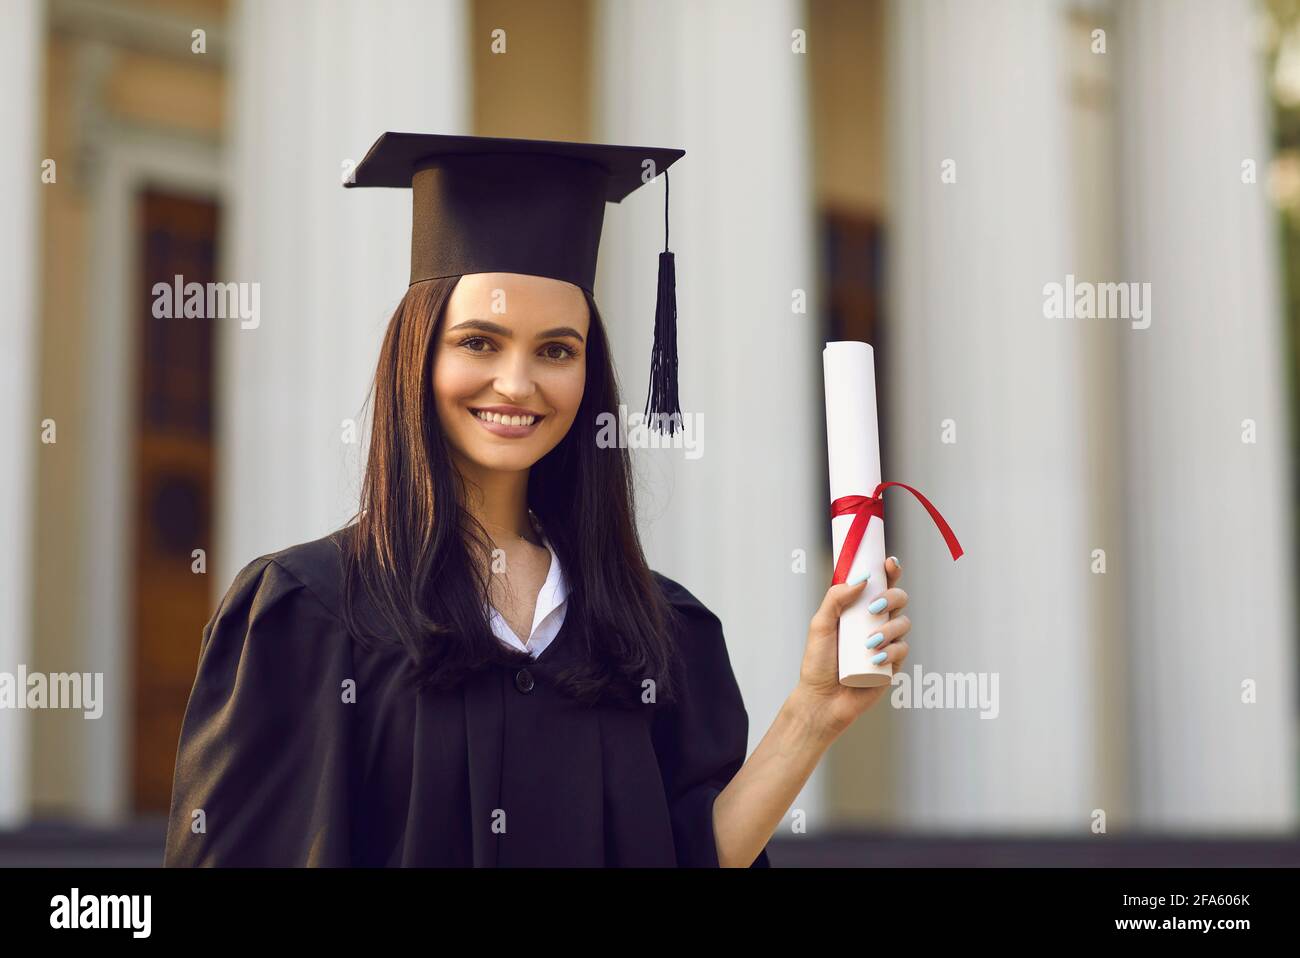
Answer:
[{"left": 469, "top": 406, "right": 544, "bottom": 438}]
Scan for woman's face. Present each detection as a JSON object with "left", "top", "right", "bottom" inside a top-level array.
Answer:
[{"left": 433, "top": 272, "right": 589, "bottom": 477}]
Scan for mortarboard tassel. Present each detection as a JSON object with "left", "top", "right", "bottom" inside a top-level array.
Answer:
[{"left": 645, "top": 169, "right": 682, "bottom": 436}]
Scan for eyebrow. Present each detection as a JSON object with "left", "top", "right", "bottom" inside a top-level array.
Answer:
[{"left": 447, "top": 319, "right": 585, "bottom": 343}]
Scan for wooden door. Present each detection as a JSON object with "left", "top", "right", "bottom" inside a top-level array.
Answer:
[{"left": 132, "top": 189, "right": 219, "bottom": 814}]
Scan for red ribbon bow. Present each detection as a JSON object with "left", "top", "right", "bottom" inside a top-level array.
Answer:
[{"left": 830, "top": 481, "right": 964, "bottom": 585}]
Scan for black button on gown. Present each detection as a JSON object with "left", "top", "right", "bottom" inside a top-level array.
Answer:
[{"left": 162, "top": 530, "right": 774, "bottom": 868}]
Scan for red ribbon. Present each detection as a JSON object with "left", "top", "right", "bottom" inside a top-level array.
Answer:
[{"left": 830, "top": 481, "right": 964, "bottom": 585}]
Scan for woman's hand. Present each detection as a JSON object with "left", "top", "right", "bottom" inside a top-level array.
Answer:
[{"left": 793, "top": 556, "right": 910, "bottom": 739}]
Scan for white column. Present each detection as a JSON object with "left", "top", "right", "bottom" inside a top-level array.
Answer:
[
  {"left": 0, "top": 0, "right": 42, "bottom": 828},
  {"left": 220, "top": 0, "right": 469, "bottom": 584},
  {"left": 594, "top": 0, "right": 825, "bottom": 824},
  {"left": 1115, "top": 0, "right": 1297, "bottom": 829},
  {"left": 888, "top": 0, "right": 1099, "bottom": 828}
]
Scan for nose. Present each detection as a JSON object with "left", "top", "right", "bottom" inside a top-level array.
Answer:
[{"left": 490, "top": 347, "right": 539, "bottom": 403}]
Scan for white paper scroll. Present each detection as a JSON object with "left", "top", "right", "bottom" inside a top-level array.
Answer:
[{"left": 823, "top": 341, "right": 892, "bottom": 687}]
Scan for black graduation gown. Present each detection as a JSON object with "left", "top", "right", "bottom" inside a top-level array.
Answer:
[{"left": 163, "top": 531, "right": 774, "bottom": 868}]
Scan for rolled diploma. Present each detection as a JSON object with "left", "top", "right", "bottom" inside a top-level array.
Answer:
[{"left": 823, "top": 341, "right": 891, "bottom": 688}]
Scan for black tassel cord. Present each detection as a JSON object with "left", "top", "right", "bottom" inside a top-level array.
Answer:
[{"left": 644, "top": 168, "right": 682, "bottom": 436}]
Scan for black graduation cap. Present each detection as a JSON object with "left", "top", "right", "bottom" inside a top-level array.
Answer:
[{"left": 345, "top": 131, "right": 687, "bottom": 434}]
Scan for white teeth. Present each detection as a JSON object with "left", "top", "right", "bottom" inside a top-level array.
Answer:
[{"left": 473, "top": 410, "right": 536, "bottom": 426}]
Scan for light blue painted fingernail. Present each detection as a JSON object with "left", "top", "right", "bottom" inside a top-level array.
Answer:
[
  {"left": 866, "top": 632, "right": 885, "bottom": 649},
  {"left": 871, "top": 651, "right": 888, "bottom": 665},
  {"left": 868, "top": 597, "right": 888, "bottom": 614},
  {"left": 847, "top": 570, "right": 871, "bottom": 586},
  {"left": 888, "top": 555, "right": 900, "bottom": 570}
]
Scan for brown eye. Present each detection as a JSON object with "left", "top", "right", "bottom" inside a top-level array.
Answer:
[
  {"left": 459, "top": 336, "right": 493, "bottom": 352},
  {"left": 543, "top": 343, "right": 577, "bottom": 361}
]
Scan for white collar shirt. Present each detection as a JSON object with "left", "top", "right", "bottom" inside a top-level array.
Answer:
[{"left": 489, "top": 523, "right": 569, "bottom": 660}]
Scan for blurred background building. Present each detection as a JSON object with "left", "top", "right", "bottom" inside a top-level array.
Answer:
[{"left": 1, "top": 0, "right": 1298, "bottom": 865}]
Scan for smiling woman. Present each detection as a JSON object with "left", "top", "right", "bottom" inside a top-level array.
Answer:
[
  {"left": 339, "top": 269, "right": 675, "bottom": 707},
  {"left": 164, "top": 133, "right": 904, "bottom": 871},
  {"left": 436, "top": 273, "right": 588, "bottom": 454},
  {"left": 161, "top": 253, "right": 777, "bottom": 866}
]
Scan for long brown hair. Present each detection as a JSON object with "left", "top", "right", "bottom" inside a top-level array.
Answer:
[{"left": 340, "top": 276, "right": 682, "bottom": 707}]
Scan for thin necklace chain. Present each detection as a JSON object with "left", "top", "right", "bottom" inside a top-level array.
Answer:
[{"left": 482, "top": 508, "right": 543, "bottom": 547}]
